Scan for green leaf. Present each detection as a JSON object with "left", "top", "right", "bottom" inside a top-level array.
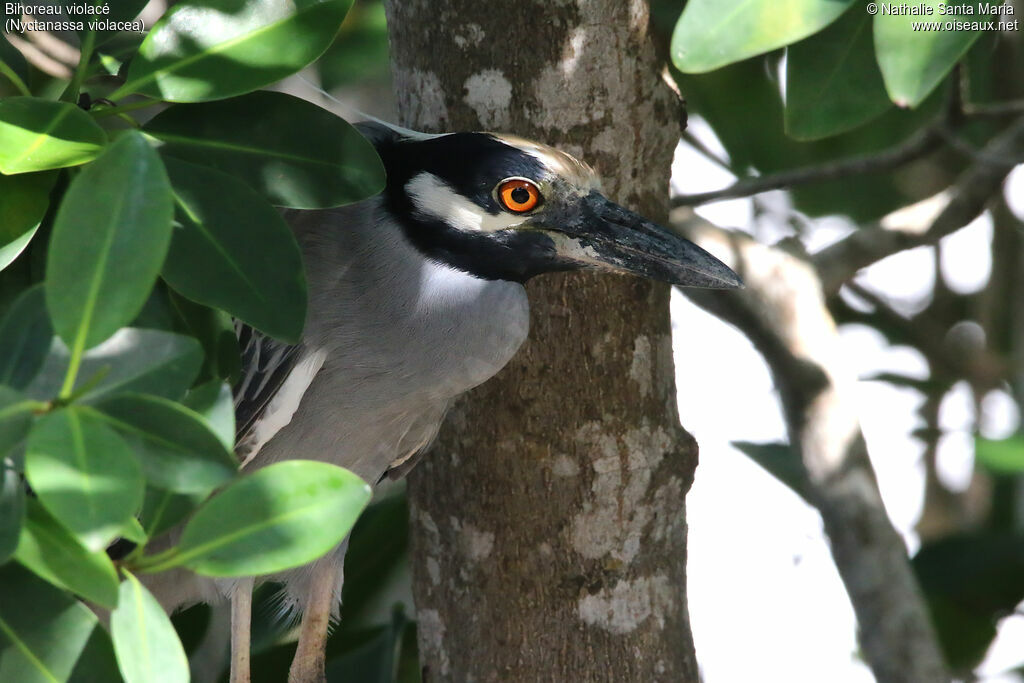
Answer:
[
  {"left": 342, "top": 493, "right": 409, "bottom": 625},
  {"left": 168, "top": 291, "right": 240, "bottom": 382},
  {"left": 161, "top": 157, "right": 307, "bottom": 342},
  {"left": 0, "top": 34, "right": 29, "bottom": 94},
  {"left": 183, "top": 380, "right": 236, "bottom": 452},
  {"left": 0, "top": 563, "right": 98, "bottom": 683},
  {"left": 785, "top": 2, "right": 893, "bottom": 140},
  {"left": 0, "top": 172, "right": 56, "bottom": 272},
  {"left": 0, "top": 97, "right": 106, "bottom": 174},
  {"left": 145, "top": 91, "right": 385, "bottom": 209},
  {"left": 154, "top": 460, "right": 371, "bottom": 577},
  {"left": 26, "top": 328, "right": 203, "bottom": 403},
  {"left": 0, "top": 459, "right": 24, "bottom": 563},
  {"left": 14, "top": 500, "right": 120, "bottom": 609},
  {"left": 118, "top": 516, "right": 148, "bottom": 545},
  {"left": 109, "top": 571, "right": 189, "bottom": 683},
  {"left": 68, "top": 627, "right": 121, "bottom": 683},
  {"left": 0, "top": 285, "right": 54, "bottom": 389},
  {"left": 95, "top": 393, "right": 237, "bottom": 494},
  {"left": 93, "top": 31, "right": 147, "bottom": 77},
  {"left": 676, "top": 54, "right": 950, "bottom": 221},
  {"left": 914, "top": 532, "right": 1024, "bottom": 671},
  {"left": 25, "top": 407, "right": 143, "bottom": 551},
  {"left": 326, "top": 610, "right": 407, "bottom": 683},
  {"left": 118, "top": 0, "right": 354, "bottom": 102},
  {"left": 733, "top": 441, "right": 812, "bottom": 502},
  {"left": 71, "top": 0, "right": 149, "bottom": 45},
  {"left": 139, "top": 487, "right": 204, "bottom": 539},
  {"left": 46, "top": 131, "right": 174, "bottom": 352},
  {"left": 671, "top": 0, "right": 855, "bottom": 73},
  {"left": 0, "top": 387, "right": 35, "bottom": 462},
  {"left": 975, "top": 436, "right": 1024, "bottom": 475},
  {"left": 874, "top": 0, "right": 991, "bottom": 107},
  {"left": 318, "top": 1, "right": 390, "bottom": 90}
]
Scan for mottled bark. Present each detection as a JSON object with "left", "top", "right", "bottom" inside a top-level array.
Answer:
[{"left": 383, "top": 1, "right": 698, "bottom": 680}]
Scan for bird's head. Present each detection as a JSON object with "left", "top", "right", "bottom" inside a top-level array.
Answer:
[{"left": 360, "top": 123, "right": 741, "bottom": 288}]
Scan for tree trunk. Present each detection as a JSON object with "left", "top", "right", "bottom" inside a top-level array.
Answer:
[{"left": 383, "top": 1, "right": 699, "bottom": 680}]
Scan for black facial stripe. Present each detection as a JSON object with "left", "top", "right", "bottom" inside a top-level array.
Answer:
[
  {"left": 376, "top": 133, "right": 548, "bottom": 214},
  {"left": 365, "top": 129, "right": 576, "bottom": 282}
]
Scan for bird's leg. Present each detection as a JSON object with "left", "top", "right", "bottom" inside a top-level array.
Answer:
[
  {"left": 288, "top": 560, "right": 342, "bottom": 683},
  {"left": 229, "top": 578, "right": 254, "bottom": 683}
]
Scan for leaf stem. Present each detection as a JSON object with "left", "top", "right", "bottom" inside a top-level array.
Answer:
[
  {"left": 58, "top": 337, "right": 87, "bottom": 400},
  {"left": 0, "top": 61, "right": 30, "bottom": 96},
  {"left": 90, "top": 98, "right": 157, "bottom": 120},
  {"left": 0, "top": 399, "right": 50, "bottom": 421},
  {"left": 62, "top": 31, "right": 97, "bottom": 103},
  {"left": 56, "top": 367, "right": 110, "bottom": 405},
  {"left": 130, "top": 546, "right": 183, "bottom": 574}
]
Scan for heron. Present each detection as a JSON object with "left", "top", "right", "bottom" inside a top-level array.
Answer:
[{"left": 146, "top": 121, "right": 741, "bottom": 683}]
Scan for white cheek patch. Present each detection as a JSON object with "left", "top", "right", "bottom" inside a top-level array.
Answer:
[{"left": 406, "top": 172, "right": 526, "bottom": 233}]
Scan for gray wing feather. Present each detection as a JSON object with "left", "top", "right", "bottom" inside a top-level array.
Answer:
[{"left": 233, "top": 322, "right": 303, "bottom": 449}]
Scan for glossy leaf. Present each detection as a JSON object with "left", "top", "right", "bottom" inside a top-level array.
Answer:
[
  {"left": 72, "top": 0, "right": 149, "bottom": 44},
  {"left": 161, "top": 461, "right": 370, "bottom": 576},
  {"left": 25, "top": 407, "right": 143, "bottom": 551},
  {"left": 14, "top": 500, "right": 120, "bottom": 608},
  {"left": 168, "top": 292, "right": 241, "bottom": 382},
  {"left": 0, "top": 459, "right": 24, "bottom": 563},
  {"left": 94, "top": 32, "right": 146, "bottom": 77},
  {"left": 676, "top": 55, "right": 950, "bottom": 221},
  {"left": 786, "top": 3, "right": 892, "bottom": 140},
  {"left": 68, "top": 627, "right": 121, "bottom": 683},
  {"left": 162, "top": 157, "right": 307, "bottom": 342},
  {"left": 145, "top": 91, "right": 385, "bottom": 208},
  {"left": 26, "top": 328, "right": 203, "bottom": 403},
  {"left": 140, "top": 487, "right": 204, "bottom": 539},
  {"left": 0, "top": 386, "right": 35, "bottom": 462},
  {"left": 0, "top": 172, "right": 55, "bottom": 272},
  {"left": 0, "top": 285, "right": 54, "bottom": 389},
  {"left": 119, "top": 0, "right": 354, "bottom": 102},
  {"left": 318, "top": 1, "right": 390, "bottom": 90},
  {"left": 183, "top": 380, "right": 236, "bottom": 452},
  {"left": 0, "top": 97, "right": 106, "bottom": 174},
  {"left": 119, "top": 516, "right": 148, "bottom": 545},
  {"left": 0, "top": 34, "right": 29, "bottom": 94},
  {"left": 975, "top": 436, "right": 1024, "bottom": 475},
  {"left": 95, "top": 394, "right": 237, "bottom": 494},
  {"left": 733, "top": 441, "right": 811, "bottom": 502},
  {"left": 0, "top": 564, "right": 98, "bottom": 683},
  {"left": 110, "top": 571, "right": 189, "bottom": 683},
  {"left": 874, "top": 1, "right": 990, "bottom": 107},
  {"left": 46, "top": 131, "right": 173, "bottom": 352},
  {"left": 671, "top": 0, "right": 855, "bottom": 73}
]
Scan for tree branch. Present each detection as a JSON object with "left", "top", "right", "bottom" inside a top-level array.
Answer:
[
  {"left": 671, "top": 126, "right": 942, "bottom": 207},
  {"left": 674, "top": 216, "right": 951, "bottom": 683},
  {"left": 814, "top": 116, "right": 1024, "bottom": 294}
]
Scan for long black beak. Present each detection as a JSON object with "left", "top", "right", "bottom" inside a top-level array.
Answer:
[{"left": 554, "top": 192, "right": 742, "bottom": 289}]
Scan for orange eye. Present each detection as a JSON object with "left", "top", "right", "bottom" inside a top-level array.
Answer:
[{"left": 497, "top": 178, "right": 542, "bottom": 213}]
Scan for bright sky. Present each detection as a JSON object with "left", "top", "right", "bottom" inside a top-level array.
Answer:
[{"left": 672, "top": 119, "right": 1024, "bottom": 682}]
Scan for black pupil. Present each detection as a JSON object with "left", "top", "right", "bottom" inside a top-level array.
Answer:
[{"left": 509, "top": 186, "right": 531, "bottom": 205}]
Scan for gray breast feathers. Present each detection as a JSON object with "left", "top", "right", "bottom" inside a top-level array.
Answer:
[{"left": 233, "top": 200, "right": 530, "bottom": 482}]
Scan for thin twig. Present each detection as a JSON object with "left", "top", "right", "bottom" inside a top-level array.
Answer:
[
  {"left": 814, "top": 116, "right": 1024, "bottom": 293},
  {"left": 680, "top": 129, "right": 733, "bottom": 173},
  {"left": 671, "top": 126, "right": 942, "bottom": 207},
  {"left": 963, "top": 99, "right": 1024, "bottom": 118}
]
